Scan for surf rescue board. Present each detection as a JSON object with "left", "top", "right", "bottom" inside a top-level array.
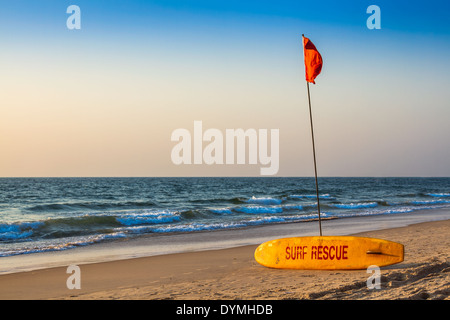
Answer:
[{"left": 255, "top": 236, "right": 404, "bottom": 270}]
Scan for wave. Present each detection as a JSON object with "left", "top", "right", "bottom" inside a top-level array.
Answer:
[
  {"left": 0, "top": 210, "right": 180, "bottom": 241},
  {"left": 116, "top": 210, "right": 180, "bottom": 226},
  {"left": 211, "top": 204, "right": 304, "bottom": 215},
  {"left": 329, "top": 202, "right": 378, "bottom": 209},
  {"left": 245, "top": 213, "right": 329, "bottom": 225},
  {"left": 426, "top": 193, "right": 450, "bottom": 197},
  {"left": 289, "top": 194, "right": 335, "bottom": 200},
  {"left": 331, "top": 207, "right": 417, "bottom": 218},
  {"left": 210, "top": 208, "right": 233, "bottom": 214},
  {"left": 0, "top": 222, "right": 44, "bottom": 241},
  {"left": 0, "top": 232, "right": 127, "bottom": 257},
  {"left": 151, "top": 222, "right": 244, "bottom": 233},
  {"left": 3, "top": 177, "right": 450, "bottom": 258},
  {"left": 329, "top": 201, "right": 450, "bottom": 218},
  {"left": 5, "top": 198, "right": 449, "bottom": 243},
  {"left": 235, "top": 206, "right": 283, "bottom": 214},
  {"left": 410, "top": 200, "right": 450, "bottom": 205},
  {"left": 189, "top": 197, "right": 245, "bottom": 205},
  {"left": 148, "top": 213, "right": 327, "bottom": 234},
  {"left": 26, "top": 200, "right": 157, "bottom": 212},
  {"left": 281, "top": 204, "right": 304, "bottom": 210},
  {"left": 2, "top": 199, "right": 449, "bottom": 256},
  {"left": 245, "top": 196, "right": 283, "bottom": 205}
]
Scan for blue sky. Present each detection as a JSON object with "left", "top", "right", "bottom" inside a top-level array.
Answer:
[
  {"left": 2, "top": 1, "right": 448, "bottom": 31},
  {"left": 0, "top": 1, "right": 449, "bottom": 177}
]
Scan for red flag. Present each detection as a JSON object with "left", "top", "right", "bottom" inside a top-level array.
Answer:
[{"left": 303, "top": 36, "right": 323, "bottom": 84}]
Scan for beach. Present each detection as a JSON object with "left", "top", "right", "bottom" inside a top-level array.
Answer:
[{"left": 0, "top": 216, "right": 448, "bottom": 300}]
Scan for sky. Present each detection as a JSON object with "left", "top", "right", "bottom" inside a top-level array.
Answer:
[{"left": 0, "top": 0, "right": 449, "bottom": 177}]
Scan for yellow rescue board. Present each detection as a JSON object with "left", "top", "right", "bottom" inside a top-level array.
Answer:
[{"left": 254, "top": 236, "right": 404, "bottom": 270}]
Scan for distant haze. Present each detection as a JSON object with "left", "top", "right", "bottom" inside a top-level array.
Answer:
[{"left": 1, "top": 1, "right": 449, "bottom": 177}]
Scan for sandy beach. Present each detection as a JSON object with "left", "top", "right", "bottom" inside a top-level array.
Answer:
[{"left": 0, "top": 218, "right": 448, "bottom": 300}]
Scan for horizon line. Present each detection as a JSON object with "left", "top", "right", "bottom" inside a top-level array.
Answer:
[{"left": 1, "top": 176, "right": 449, "bottom": 179}]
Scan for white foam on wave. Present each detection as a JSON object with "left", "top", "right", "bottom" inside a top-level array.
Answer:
[
  {"left": 210, "top": 208, "right": 233, "bottom": 214},
  {"left": 410, "top": 200, "right": 450, "bottom": 205},
  {"left": 289, "top": 194, "right": 334, "bottom": 200},
  {"left": 426, "top": 193, "right": 450, "bottom": 197},
  {"left": 151, "top": 222, "right": 245, "bottom": 233},
  {"left": 330, "top": 202, "right": 378, "bottom": 209},
  {"left": 246, "top": 196, "right": 283, "bottom": 205},
  {"left": 331, "top": 206, "right": 419, "bottom": 218},
  {"left": 0, "top": 232, "right": 127, "bottom": 257},
  {"left": 147, "top": 213, "right": 323, "bottom": 234},
  {"left": 0, "top": 221, "right": 44, "bottom": 241},
  {"left": 235, "top": 206, "right": 283, "bottom": 214},
  {"left": 115, "top": 210, "right": 180, "bottom": 226},
  {"left": 246, "top": 213, "right": 323, "bottom": 225},
  {"left": 281, "top": 204, "right": 304, "bottom": 210}
]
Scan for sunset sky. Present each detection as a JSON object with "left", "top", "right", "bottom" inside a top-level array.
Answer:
[{"left": 1, "top": 0, "right": 449, "bottom": 177}]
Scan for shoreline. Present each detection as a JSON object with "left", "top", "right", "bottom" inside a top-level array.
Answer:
[
  {"left": 1, "top": 207, "right": 449, "bottom": 276},
  {"left": 0, "top": 213, "right": 449, "bottom": 299}
]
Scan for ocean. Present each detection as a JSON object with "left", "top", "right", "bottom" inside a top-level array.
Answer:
[{"left": 1, "top": 177, "right": 450, "bottom": 258}]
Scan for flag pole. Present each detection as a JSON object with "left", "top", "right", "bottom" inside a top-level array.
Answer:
[
  {"left": 306, "top": 81, "right": 323, "bottom": 236},
  {"left": 303, "top": 34, "right": 323, "bottom": 237}
]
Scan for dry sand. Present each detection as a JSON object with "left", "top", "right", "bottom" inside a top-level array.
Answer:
[{"left": 0, "top": 219, "right": 448, "bottom": 300}]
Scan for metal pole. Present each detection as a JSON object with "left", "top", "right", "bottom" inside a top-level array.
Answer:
[{"left": 306, "top": 80, "right": 323, "bottom": 236}]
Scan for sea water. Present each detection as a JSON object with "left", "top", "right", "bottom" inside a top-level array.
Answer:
[{"left": 1, "top": 177, "right": 449, "bottom": 257}]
